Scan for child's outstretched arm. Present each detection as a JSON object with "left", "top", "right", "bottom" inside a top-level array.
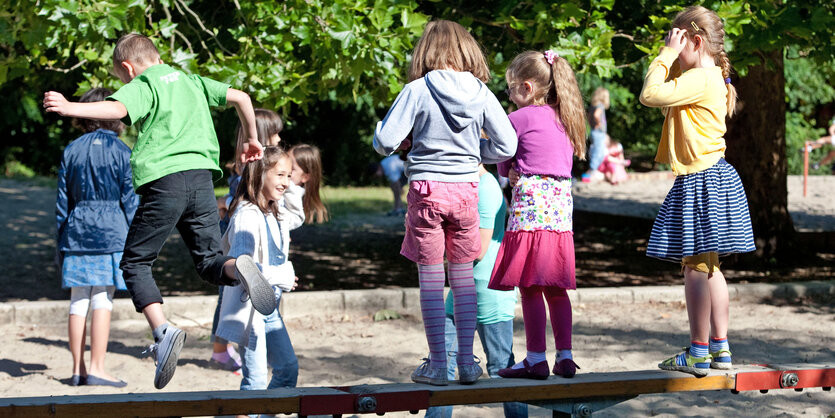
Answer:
[
  {"left": 43, "top": 91, "right": 127, "bottom": 120},
  {"left": 227, "top": 88, "right": 262, "bottom": 163}
]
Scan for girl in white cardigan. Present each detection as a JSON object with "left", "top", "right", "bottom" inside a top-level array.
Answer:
[{"left": 216, "top": 147, "right": 305, "bottom": 391}]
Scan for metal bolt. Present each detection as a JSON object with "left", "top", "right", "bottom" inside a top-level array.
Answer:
[
  {"left": 357, "top": 396, "right": 377, "bottom": 413},
  {"left": 781, "top": 372, "right": 799, "bottom": 388},
  {"left": 575, "top": 403, "right": 593, "bottom": 417}
]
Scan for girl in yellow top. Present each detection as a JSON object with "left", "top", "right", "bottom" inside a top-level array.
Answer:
[{"left": 639, "top": 5, "right": 755, "bottom": 376}]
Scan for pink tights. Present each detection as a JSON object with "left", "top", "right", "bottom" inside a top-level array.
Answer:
[{"left": 520, "top": 286, "right": 572, "bottom": 352}]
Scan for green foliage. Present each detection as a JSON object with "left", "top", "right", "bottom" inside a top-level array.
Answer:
[
  {"left": 3, "top": 0, "right": 835, "bottom": 185},
  {"left": 1, "top": 0, "right": 426, "bottom": 176},
  {"left": 785, "top": 111, "right": 826, "bottom": 175},
  {"left": 784, "top": 53, "right": 835, "bottom": 174}
]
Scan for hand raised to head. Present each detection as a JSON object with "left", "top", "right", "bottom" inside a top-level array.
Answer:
[{"left": 665, "top": 28, "right": 688, "bottom": 53}]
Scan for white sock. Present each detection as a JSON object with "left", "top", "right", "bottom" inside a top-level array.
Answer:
[{"left": 511, "top": 351, "right": 546, "bottom": 369}]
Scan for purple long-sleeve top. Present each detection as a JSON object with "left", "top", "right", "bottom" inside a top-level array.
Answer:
[{"left": 497, "top": 105, "right": 574, "bottom": 178}]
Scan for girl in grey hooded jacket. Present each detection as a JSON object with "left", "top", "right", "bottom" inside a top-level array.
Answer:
[{"left": 373, "top": 20, "right": 517, "bottom": 386}]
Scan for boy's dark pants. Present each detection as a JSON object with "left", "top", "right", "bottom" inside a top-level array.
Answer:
[{"left": 121, "top": 170, "right": 236, "bottom": 312}]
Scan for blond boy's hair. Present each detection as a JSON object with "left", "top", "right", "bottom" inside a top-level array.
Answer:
[
  {"left": 408, "top": 20, "right": 490, "bottom": 83},
  {"left": 590, "top": 87, "right": 610, "bottom": 109},
  {"left": 113, "top": 33, "right": 161, "bottom": 66}
]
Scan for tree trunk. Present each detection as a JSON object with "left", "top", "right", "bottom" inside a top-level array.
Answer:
[{"left": 725, "top": 49, "right": 795, "bottom": 262}]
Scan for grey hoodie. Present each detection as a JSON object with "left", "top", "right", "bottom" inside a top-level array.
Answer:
[{"left": 373, "top": 70, "right": 517, "bottom": 182}]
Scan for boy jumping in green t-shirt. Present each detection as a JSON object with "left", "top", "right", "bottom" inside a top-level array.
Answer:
[{"left": 44, "top": 33, "right": 275, "bottom": 390}]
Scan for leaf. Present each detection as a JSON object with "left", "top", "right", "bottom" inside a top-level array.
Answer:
[
  {"left": 328, "top": 29, "right": 355, "bottom": 49},
  {"left": 373, "top": 309, "right": 402, "bottom": 321}
]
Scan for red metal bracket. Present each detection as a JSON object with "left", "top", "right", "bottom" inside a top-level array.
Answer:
[
  {"left": 298, "top": 386, "right": 430, "bottom": 415},
  {"left": 735, "top": 365, "right": 835, "bottom": 392}
]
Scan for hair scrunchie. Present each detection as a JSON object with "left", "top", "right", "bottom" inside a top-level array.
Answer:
[{"left": 544, "top": 50, "right": 558, "bottom": 65}]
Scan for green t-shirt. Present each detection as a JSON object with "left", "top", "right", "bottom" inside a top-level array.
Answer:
[
  {"left": 107, "top": 64, "right": 229, "bottom": 190},
  {"left": 445, "top": 171, "right": 517, "bottom": 324}
]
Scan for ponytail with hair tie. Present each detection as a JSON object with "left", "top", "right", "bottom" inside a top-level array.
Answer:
[{"left": 544, "top": 50, "right": 558, "bottom": 65}]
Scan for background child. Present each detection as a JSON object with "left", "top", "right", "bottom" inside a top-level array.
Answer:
[
  {"left": 808, "top": 117, "right": 835, "bottom": 173},
  {"left": 598, "top": 136, "right": 630, "bottom": 185},
  {"left": 582, "top": 87, "right": 610, "bottom": 182},
  {"left": 57, "top": 87, "right": 139, "bottom": 388},
  {"left": 44, "top": 33, "right": 273, "bottom": 390},
  {"left": 376, "top": 153, "right": 407, "bottom": 216},
  {"left": 288, "top": 144, "right": 329, "bottom": 224},
  {"left": 489, "top": 49, "right": 586, "bottom": 379},
  {"left": 216, "top": 146, "right": 305, "bottom": 393},
  {"left": 218, "top": 108, "right": 284, "bottom": 228},
  {"left": 424, "top": 164, "right": 527, "bottom": 417},
  {"left": 373, "top": 20, "right": 517, "bottom": 386},
  {"left": 211, "top": 108, "right": 284, "bottom": 373},
  {"left": 639, "top": 5, "right": 755, "bottom": 376}
]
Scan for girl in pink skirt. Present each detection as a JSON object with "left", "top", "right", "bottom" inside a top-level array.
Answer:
[{"left": 489, "top": 50, "right": 586, "bottom": 379}]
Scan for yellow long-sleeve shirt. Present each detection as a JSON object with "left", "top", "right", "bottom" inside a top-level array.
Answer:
[{"left": 639, "top": 47, "right": 728, "bottom": 175}]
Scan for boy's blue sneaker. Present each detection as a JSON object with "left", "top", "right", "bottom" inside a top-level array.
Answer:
[
  {"left": 235, "top": 255, "right": 277, "bottom": 316},
  {"left": 710, "top": 349, "right": 733, "bottom": 370},
  {"left": 658, "top": 348, "right": 711, "bottom": 377},
  {"left": 145, "top": 325, "right": 186, "bottom": 389}
]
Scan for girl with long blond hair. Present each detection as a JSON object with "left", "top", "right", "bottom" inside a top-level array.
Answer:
[
  {"left": 373, "top": 20, "right": 517, "bottom": 386},
  {"left": 639, "top": 5, "right": 754, "bottom": 376},
  {"left": 488, "top": 50, "right": 586, "bottom": 380}
]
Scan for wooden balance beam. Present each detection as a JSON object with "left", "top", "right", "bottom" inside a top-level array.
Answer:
[{"left": 1, "top": 364, "right": 832, "bottom": 417}]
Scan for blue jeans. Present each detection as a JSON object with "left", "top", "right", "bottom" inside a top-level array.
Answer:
[
  {"left": 425, "top": 317, "right": 528, "bottom": 418},
  {"left": 588, "top": 130, "right": 608, "bottom": 171},
  {"left": 240, "top": 288, "right": 298, "bottom": 390}
]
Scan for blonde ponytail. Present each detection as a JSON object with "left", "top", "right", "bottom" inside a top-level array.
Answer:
[
  {"left": 549, "top": 57, "right": 587, "bottom": 159},
  {"left": 718, "top": 50, "right": 737, "bottom": 117}
]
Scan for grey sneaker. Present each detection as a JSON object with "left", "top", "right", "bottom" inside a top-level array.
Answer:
[
  {"left": 457, "top": 356, "right": 483, "bottom": 384},
  {"left": 144, "top": 326, "right": 186, "bottom": 389},
  {"left": 411, "top": 358, "right": 448, "bottom": 386},
  {"left": 235, "top": 255, "right": 276, "bottom": 315}
]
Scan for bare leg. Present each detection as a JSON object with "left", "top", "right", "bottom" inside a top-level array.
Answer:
[
  {"left": 213, "top": 342, "right": 227, "bottom": 354},
  {"left": 707, "top": 270, "right": 729, "bottom": 339},
  {"left": 389, "top": 181, "right": 404, "bottom": 211},
  {"left": 88, "top": 308, "right": 118, "bottom": 381},
  {"left": 68, "top": 314, "right": 87, "bottom": 377},
  {"left": 820, "top": 149, "right": 835, "bottom": 167},
  {"left": 222, "top": 259, "right": 237, "bottom": 282},
  {"left": 142, "top": 302, "right": 167, "bottom": 330},
  {"left": 683, "top": 267, "right": 711, "bottom": 343}
]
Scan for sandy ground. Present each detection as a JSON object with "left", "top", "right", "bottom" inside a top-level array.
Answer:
[{"left": 1, "top": 295, "right": 833, "bottom": 417}]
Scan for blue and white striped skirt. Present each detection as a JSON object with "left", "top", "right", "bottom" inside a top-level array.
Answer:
[{"left": 647, "top": 158, "right": 755, "bottom": 262}]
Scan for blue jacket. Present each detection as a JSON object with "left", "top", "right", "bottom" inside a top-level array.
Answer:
[{"left": 56, "top": 129, "right": 139, "bottom": 254}]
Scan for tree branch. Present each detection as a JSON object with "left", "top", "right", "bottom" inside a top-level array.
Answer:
[
  {"left": 173, "top": 29, "right": 194, "bottom": 54},
  {"left": 612, "top": 32, "right": 634, "bottom": 41},
  {"left": 45, "top": 59, "right": 88, "bottom": 73},
  {"left": 173, "top": 0, "right": 235, "bottom": 56}
]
